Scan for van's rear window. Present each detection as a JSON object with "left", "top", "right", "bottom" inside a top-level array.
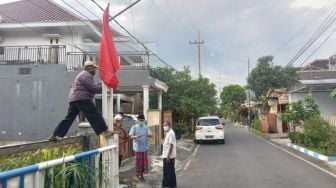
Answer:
[{"left": 197, "top": 119, "right": 220, "bottom": 126}]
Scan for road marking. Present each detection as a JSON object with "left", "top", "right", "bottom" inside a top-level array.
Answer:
[
  {"left": 179, "top": 144, "right": 200, "bottom": 177},
  {"left": 251, "top": 132, "right": 336, "bottom": 179},
  {"left": 192, "top": 144, "right": 200, "bottom": 157}
]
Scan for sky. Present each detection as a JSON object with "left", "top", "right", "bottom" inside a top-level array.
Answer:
[{"left": 1, "top": 0, "right": 336, "bottom": 91}]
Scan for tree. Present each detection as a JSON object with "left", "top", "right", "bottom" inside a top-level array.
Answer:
[
  {"left": 220, "top": 85, "right": 246, "bottom": 110},
  {"left": 282, "top": 95, "right": 320, "bottom": 130},
  {"left": 247, "top": 55, "right": 297, "bottom": 99},
  {"left": 149, "top": 67, "right": 217, "bottom": 128}
]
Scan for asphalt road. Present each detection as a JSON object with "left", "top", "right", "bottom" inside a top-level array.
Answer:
[{"left": 177, "top": 124, "right": 336, "bottom": 188}]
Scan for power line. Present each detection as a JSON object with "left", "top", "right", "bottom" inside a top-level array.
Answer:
[
  {"left": 129, "top": 0, "right": 137, "bottom": 38},
  {"left": 203, "top": 46, "right": 246, "bottom": 64},
  {"left": 180, "top": 0, "right": 198, "bottom": 30},
  {"left": 90, "top": 0, "right": 173, "bottom": 69},
  {"left": 162, "top": 0, "right": 195, "bottom": 37},
  {"left": 287, "top": 5, "right": 336, "bottom": 66},
  {"left": 149, "top": 0, "right": 190, "bottom": 41},
  {"left": 29, "top": 0, "right": 173, "bottom": 70},
  {"left": 0, "top": 1, "right": 72, "bottom": 46},
  {"left": 298, "top": 27, "right": 336, "bottom": 67},
  {"left": 271, "top": 0, "right": 336, "bottom": 54},
  {"left": 73, "top": 0, "right": 101, "bottom": 19},
  {"left": 59, "top": 0, "right": 91, "bottom": 21}
]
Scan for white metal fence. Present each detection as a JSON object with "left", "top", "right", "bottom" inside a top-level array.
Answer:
[
  {"left": 0, "top": 138, "right": 119, "bottom": 188},
  {"left": 322, "top": 115, "right": 336, "bottom": 127}
]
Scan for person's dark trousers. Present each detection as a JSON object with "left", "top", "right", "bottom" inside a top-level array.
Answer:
[
  {"left": 53, "top": 100, "right": 108, "bottom": 137},
  {"left": 162, "top": 158, "right": 176, "bottom": 188}
]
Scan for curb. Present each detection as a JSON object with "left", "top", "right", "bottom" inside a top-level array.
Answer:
[
  {"left": 287, "top": 143, "right": 336, "bottom": 161},
  {"left": 250, "top": 129, "right": 270, "bottom": 140}
]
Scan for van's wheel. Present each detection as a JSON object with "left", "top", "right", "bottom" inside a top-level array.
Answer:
[{"left": 194, "top": 140, "right": 199, "bottom": 144}]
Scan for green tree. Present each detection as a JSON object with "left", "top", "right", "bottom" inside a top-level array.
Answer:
[
  {"left": 282, "top": 95, "right": 320, "bottom": 130},
  {"left": 247, "top": 55, "right": 297, "bottom": 99},
  {"left": 220, "top": 85, "right": 246, "bottom": 110},
  {"left": 150, "top": 67, "right": 217, "bottom": 129}
]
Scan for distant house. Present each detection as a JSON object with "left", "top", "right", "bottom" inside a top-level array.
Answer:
[
  {"left": 289, "top": 57, "right": 336, "bottom": 117},
  {"left": 0, "top": 0, "right": 168, "bottom": 142}
]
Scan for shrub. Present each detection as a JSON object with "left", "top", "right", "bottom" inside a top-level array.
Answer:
[
  {"left": 303, "top": 115, "right": 331, "bottom": 149},
  {"left": 289, "top": 131, "right": 305, "bottom": 145},
  {"left": 174, "top": 122, "right": 188, "bottom": 134},
  {"left": 252, "top": 119, "right": 262, "bottom": 132},
  {"left": 320, "top": 128, "right": 336, "bottom": 156}
]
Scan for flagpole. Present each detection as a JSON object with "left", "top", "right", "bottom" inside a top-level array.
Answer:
[{"left": 99, "top": 4, "right": 120, "bottom": 188}]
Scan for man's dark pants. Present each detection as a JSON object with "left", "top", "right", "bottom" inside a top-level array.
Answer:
[
  {"left": 162, "top": 158, "right": 176, "bottom": 188},
  {"left": 53, "top": 99, "right": 108, "bottom": 137}
]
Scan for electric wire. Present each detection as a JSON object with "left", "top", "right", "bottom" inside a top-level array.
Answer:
[
  {"left": 271, "top": 0, "right": 335, "bottom": 54},
  {"left": 298, "top": 27, "right": 336, "bottom": 67},
  {"left": 287, "top": 4, "right": 336, "bottom": 66},
  {"left": 149, "top": 0, "right": 190, "bottom": 41},
  {"left": 162, "top": 0, "right": 195, "bottom": 37}
]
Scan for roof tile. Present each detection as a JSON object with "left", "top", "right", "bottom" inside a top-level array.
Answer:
[{"left": 0, "top": 0, "right": 81, "bottom": 23}]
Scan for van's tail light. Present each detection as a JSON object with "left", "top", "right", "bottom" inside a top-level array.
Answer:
[
  {"left": 215, "top": 125, "right": 223, "bottom": 130},
  {"left": 196, "top": 126, "right": 203, "bottom": 130}
]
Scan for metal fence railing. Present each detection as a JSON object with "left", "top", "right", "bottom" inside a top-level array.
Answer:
[
  {"left": 322, "top": 115, "right": 336, "bottom": 127},
  {"left": 0, "top": 45, "right": 66, "bottom": 65},
  {"left": 0, "top": 140, "right": 119, "bottom": 188},
  {"left": 66, "top": 51, "right": 150, "bottom": 71},
  {"left": 0, "top": 45, "right": 171, "bottom": 75}
]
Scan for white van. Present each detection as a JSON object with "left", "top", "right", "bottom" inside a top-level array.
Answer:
[{"left": 194, "top": 116, "right": 225, "bottom": 144}]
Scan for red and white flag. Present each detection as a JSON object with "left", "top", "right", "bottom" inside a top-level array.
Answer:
[{"left": 99, "top": 4, "right": 120, "bottom": 89}]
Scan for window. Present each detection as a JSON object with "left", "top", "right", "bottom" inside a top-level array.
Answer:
[{"left": 197, "top": 119, "right": 220, "bottom": 126}]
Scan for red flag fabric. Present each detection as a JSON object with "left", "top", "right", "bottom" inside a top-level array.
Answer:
[{"left": 99, "top": 4, "right": 120, "bottom": 89}]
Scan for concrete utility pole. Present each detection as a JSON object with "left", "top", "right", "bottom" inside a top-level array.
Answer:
[
  {"left": 247, "top": 58, "right": 251, "bottom": 129},
  {"left": 190, "top": 31, "right": 204, "bottom": 77}
]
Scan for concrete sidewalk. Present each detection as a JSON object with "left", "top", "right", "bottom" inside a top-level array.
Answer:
[{"left": 119, "top": 139, "right": 196, "bottom": 188}]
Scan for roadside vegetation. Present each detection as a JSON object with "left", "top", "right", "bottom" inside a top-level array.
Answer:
[
  {"left": 283, "top": 96, "right": 336, "bottom": 156},
  {"left": 150, "top": 67, "right": 218, "bottom": 134},
  {"left": 0, "top": 147, "right": 108, "bottom": 187}
]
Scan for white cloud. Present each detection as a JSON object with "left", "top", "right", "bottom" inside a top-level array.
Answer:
[{"left": 290, "top": 0, "right": 329, "bottom": 9}]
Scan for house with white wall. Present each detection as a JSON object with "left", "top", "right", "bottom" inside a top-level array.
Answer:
[
  {"left": 289, "top": 58, "right": 336, "bottom": 118},
  {"left": 0, "top": 0, "right": 168, "bottom": 142}
]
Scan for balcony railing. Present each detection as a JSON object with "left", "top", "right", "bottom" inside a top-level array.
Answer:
[
  {"left": 0, "top": 45, "right": 66, "bottom": 65},
  {"left": 0, "top": 46, "right": 169, "bottom": 77},
  {"left": 66, "top": 51, "right": 150, "bottom": 71}
]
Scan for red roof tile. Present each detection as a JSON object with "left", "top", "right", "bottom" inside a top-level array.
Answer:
[{"left": 0, "top": 0, "right": 82, "bottom": 23}]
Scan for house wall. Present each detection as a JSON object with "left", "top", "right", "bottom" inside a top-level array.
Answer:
[
  {"left": 0, "top": 64, "right": 80, "bottom": 141},
  {"left": 0, "top": 28, "right": 82, "bottom": 52},
  {"left": 290, "top": 91, "right": 336, "bottom": 116}
]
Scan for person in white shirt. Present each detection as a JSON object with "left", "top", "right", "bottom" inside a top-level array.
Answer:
[{"left": 162, "top": 121, "right": 177, "bottom": 188}]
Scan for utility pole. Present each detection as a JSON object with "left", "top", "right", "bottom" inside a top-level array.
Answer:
[
  {"left": 190, "top": 31, "right": 204, "bottom": 77},
  {"left": 247, "top": 58, "right": 251, "bottom": 129}
]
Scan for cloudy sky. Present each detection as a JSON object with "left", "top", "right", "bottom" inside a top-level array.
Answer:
[{"left": 2, "top": 0, "right": 336, "bottom": 90}]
